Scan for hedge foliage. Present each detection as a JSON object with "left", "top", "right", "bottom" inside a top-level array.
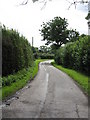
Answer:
[
  {"left": 35, "top": 53, "right": 54, "bottom": 59},
  {"left": 55, "top": 36, "right": 90, "bottom": 75},
  {"left": 2, "top": 27, "right": 33, "bottom": 76}
]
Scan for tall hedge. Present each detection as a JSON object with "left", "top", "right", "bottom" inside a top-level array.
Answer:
[
  {"left": 2, "top": 27, "right": 33, "bottom": 76},
  {"left": 55, "top": 36, "right": 90, "bottom": 75}
]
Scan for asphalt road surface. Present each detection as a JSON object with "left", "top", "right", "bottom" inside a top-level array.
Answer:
[{"left": 2, "top": 60, "right": 88, "bottom": 118}]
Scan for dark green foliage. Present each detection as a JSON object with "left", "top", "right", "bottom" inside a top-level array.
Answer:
[
  {"left": 2, "top": 26, "right": 33, "bottom": 76},
  {"left": 40, "top": 16, "right": 79, "bottom": 50},
  {"left": 32, "top": 47, "right": 39, "bottom": 59},
  {"left": 40, "top": 17, "right": 68, "bottom": 48},
  {"left": 85, "top": 11, "right": 90, "bottom": 20},
  {"left": 55, "top": 36, "right": 90, "bottom": 75}
]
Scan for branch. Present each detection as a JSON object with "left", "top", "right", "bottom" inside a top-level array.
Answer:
[
  {"left": 66, "top": 0, "right": 88, "bottom": 10},
  {"left": 19, "top": 0, "right": 38, "bottom": 5},
  {"left": 39, "top": 0, "right": 46, "bottom": 3},
  {"left": 18, "top": 0, "right": 88, "bottom": 10},
  {"left": 40, "top": 0, "right": 47, "bottom": 10},
  {"left": 20, "top": 0, "right": 29, "bottom": 5}
]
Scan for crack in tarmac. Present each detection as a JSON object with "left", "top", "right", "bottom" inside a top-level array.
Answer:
[
  {"left": 39, "top": 71, "right": 49, "bottom": 118},
  {"left": 75, "top": 104, "right": 80, "bottom": 118}
]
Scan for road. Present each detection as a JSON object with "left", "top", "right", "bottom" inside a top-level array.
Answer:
[{"left": 2, "top": 60, "right": 88, "bottom": 118}]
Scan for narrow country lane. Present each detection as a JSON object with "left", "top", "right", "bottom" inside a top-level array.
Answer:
[{"left": 2, "top": 60, "right": 88, "bottom": 118}]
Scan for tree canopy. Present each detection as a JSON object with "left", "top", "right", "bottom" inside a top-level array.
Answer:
[
  {"left": 40, "top": 16, "right": 79, "bottom": 49},
  {"left": 40, "top": 17, "right": 68, "bottom": 48}
]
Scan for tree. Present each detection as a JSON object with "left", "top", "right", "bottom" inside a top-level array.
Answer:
[
  {"left": 40, "top": 17, "right": 69, "bottom": 49},
  {"left": 40, "top": 17, "right": 79, "bottom": 49}
]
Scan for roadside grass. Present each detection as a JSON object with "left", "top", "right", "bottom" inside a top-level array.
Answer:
[
  {"left": 0, "top": 89, "right": 2, "bottom": 101},
  {"left": 2, "top": 59, "right": 45, "bottom": 100},
  {"left": 51, "top": 62, "right": 89, "bottom": 95}
]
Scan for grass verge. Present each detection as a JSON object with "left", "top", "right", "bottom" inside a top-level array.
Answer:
[
  {"left": 51, "top": 62, "right": 89, "bottom": 95},
  {"left": 2, "top": 59, "right": 44, "bottom": 100}
]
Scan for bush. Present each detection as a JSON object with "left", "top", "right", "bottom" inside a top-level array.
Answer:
[
  {"left": 55, "top": 36, "right": 90, "bottom": 75},
  {"left": 2, "top": 67, "right": 31, "bottom": 87},
  {"left": 38, "top": 53, "right": 54, "bottom": 59}
]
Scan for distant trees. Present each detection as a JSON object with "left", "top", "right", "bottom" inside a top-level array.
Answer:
[
  {"left": 2, "top": 26, "right": 33, "bottom": 76},
  {"left": 38, "top": 46, "right": 54, "bottom": 59},
  {"left": 39, "top": 45, "right": 51, "bottom": 53},
  {"left": 32, "top": 45, "right": 54, "bottom": 59},
  {"left": 32, "top": 47, "right": 39, "bottom": 59},
  {"left": 40, "top": 16, "right": 79, "bottom": 50}
]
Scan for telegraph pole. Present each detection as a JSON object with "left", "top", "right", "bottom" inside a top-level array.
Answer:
[{"left": 32, "top": 37, "right": 34, "bottom": 47}]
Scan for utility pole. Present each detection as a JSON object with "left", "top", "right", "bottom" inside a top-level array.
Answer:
[{"left": 32, "top": 37, "right": 34, "bottom": 47}]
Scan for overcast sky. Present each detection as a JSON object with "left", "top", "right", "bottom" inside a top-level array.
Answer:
[{"left": 0, "top": 0, "right": 88, "bottom": 47}]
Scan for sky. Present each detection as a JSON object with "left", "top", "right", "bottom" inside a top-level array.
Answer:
[{"left": 0, "top": 0, "right": 88, "bottom": 47}]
